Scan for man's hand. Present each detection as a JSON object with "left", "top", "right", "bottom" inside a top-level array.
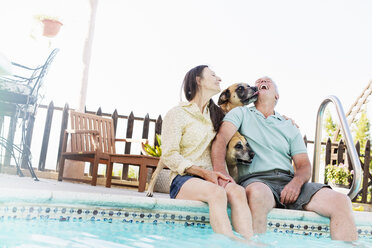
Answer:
[
  {"left": 280, "top": 177, "right": 303, "bottom": 204},
  {"left": 202, "top": 170, "right": 231, "bottom": 185},
  {"left": 281, "top": 153, "right": 312, "bottom": 204},
  {"left": 217, "top": 173, "right": 236, "bottom": 188},
  {"left": 211, "top": 121, "right": 238, "bottom": 187}
]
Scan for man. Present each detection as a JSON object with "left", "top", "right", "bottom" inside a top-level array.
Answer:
[{"left": 211, "top": 77, "right": 358, "bottom": 241}]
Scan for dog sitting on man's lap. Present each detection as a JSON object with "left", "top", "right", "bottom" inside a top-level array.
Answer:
[{"left": 146, "top": 83, "right": 258, "bottom": 197}]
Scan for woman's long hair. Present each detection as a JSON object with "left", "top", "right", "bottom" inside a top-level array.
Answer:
[{"left": 182, "top": 65, "right": 225, "bottom": 132}]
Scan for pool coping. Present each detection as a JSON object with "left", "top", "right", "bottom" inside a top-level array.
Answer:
[{"left": 1, "top": 187, "right": 371, "bottom": 227}]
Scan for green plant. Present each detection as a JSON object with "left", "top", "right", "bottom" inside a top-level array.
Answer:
[
  {"left": 128, "top": 166, "right": 138, "bottom": 179},
  {"left": 325, "top": 163, "right": 353, "bottom": 186},
  {"left": 142, "top": 134, "right": 162, "bottom": 157}
]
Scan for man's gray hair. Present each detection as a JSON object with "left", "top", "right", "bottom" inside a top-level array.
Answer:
[
  {"left": 272, "top": 79, "right": 279, "bottom": 95},
  {"left": 262, "top": 76, "right": 279, "bottom": 95},
  {"left": 256, "top": 76, "right": 279, "bottom": 105},
  {"left": 272, "top": 79, "right": 279, "bottom": 106}
]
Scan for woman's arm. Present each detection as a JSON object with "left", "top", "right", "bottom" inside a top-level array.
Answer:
[{"left": 160, "top": 108, "right": 194, "bottom": 175}]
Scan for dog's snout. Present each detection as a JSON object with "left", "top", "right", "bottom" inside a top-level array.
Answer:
[{"left": 248, "top": 150, "right": 255, "bottom": 158}]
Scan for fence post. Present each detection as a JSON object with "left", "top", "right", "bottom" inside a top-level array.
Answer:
[
  {"left": 38, "top": 101, "right": 54, "bottom": 171},
  {"left": 355, "top": 141, "right": 361, "bottom": 158},
  {"left": 56, "top": 103, "right": 69, "bottom": 171},
  {"left": 122, "top": 111, "right": 134, "bottom": 180},
  {"left": 325, "top": 138, "right": 331, "bottom": 167},
  {"left": 303, "top": 135, "right": 307, "bottom": 147},
  {"left": 154, "top": 115, "right": 162, "bottom": 147},
  {"left": 337, "top": 139, "right": 345, "bottom": 165},
  {"left": 362, "top": 140, "right": 370, "bottom": 203},
  {"left": 112, "top": 109, "right": 118, "bottom": 136},
  {"left": 96, "top": 107, "right": 102, "bottom": 116},
  {"left": 142, "top": 114, "right": 150, "bottom": 140}
]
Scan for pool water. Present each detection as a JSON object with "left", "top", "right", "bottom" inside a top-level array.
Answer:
[{"left": 0, "top": 220, "right": 371, "bottom": 248}]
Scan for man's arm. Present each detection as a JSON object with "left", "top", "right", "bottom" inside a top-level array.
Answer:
[
  {"left": 185, "top": 165, "right": 230, "bottom": 184},
  {"left": 280, "top": 153, "right": 312, "bottom": 204},
  {"left": 211, "top": 121, "right": 238, "bottom": 185}
]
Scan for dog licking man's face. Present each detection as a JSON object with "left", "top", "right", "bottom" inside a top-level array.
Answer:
[{"left": 217, "top": 83, "right": 259, "bottom": 114}]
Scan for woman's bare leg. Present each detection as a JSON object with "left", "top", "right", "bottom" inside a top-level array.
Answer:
[
  {"left": 176, "top": 178, "right": 236, "bottom": 239},
  {"left": 225, "top": 183, "right": 253, "bottom": 239}
]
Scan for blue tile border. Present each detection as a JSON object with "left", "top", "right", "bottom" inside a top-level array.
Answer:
[
  {"left": 0, "top": 203, "right": 371, "bottom": 239},
  {"left": 0, "top": 188, "right": 371, "bottom": 239}
]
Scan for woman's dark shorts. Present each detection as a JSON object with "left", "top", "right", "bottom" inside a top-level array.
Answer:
[
  {"left": 239, "top": 169, "right": 331, "bottom": 210},
  {"left": 170, "top": 175, "right": 202, "bottom": 199}
]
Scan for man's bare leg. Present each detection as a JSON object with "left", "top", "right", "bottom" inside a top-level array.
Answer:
[
  {"left": 304, "top": 188, "right": 358, "bottom": 241},
  {"left": 245, "top": 182, "right": 276, "bottom": 234}
]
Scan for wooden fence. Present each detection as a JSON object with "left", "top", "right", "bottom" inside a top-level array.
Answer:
[
  {"left": 325, "top": 138, "right": 371, "bottom": 204},
  {"left": 0, "top": 102, "right": 371, "bottom": 204},
  {"left": 304, "top": 136, "right": 372, "bottom": 204}
]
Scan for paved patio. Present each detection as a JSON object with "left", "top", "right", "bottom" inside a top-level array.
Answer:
[
  {"left": 0, "top": 173, "right": 170, "bottom": 199},
  {"left": 1, "top": 172, "right": 371, "bottom": 212}
]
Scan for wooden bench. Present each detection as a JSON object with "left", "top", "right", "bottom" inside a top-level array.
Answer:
[{"left": 58, "top": 110, "right": 161, "bottom": 191}]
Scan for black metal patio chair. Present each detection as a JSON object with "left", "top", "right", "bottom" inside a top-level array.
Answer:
[{"left": 0, "top": 48, "right": 59, "bottom": 180}]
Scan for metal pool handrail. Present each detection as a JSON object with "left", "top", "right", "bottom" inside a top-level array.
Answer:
[{"left": 312, "top": 95, "right": 362, "bottom": 200}]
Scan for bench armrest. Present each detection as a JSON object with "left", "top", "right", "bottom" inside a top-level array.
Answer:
[
  {"left": 115, "top": 138, "right": 148, "bottom": 143},
  {"left": 65, "top": 129, "right": 100, "bottom": 135}
]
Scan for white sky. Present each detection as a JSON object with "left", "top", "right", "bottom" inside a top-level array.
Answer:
[{"left": 1, "top": 0, "right": 372, "bottom": 144}]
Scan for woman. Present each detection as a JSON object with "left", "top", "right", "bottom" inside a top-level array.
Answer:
[{"left": 159, "top": 65, "right": 253, "bottom": 240}]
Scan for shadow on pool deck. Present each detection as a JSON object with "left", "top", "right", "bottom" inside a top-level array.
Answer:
[{"left": 0, "top": 173, "right": 170, "bottom": 199}]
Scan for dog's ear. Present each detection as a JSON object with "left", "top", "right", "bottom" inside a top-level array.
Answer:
[{"left": 218, "top": 88, "right": 230, "bottom": 105}]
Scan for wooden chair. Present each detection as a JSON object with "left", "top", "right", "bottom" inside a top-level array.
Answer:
[
  {"left": 58, "top": 111, "right": 112, "bottom": 186},
  {"left": 58, "top": 110, "right": 160, "bottom": 191}
]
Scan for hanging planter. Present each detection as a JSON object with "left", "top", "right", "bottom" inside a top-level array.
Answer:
[
  {"left": 35, "top": 14, "right": 63, "bottom": 38},
  {"left": 41, "top": 18, "right": 63, "bottom": 38}
]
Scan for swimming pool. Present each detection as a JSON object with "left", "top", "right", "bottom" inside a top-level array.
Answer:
[{"left": 0, "top": 188, "right": 371, "bottom": 247}]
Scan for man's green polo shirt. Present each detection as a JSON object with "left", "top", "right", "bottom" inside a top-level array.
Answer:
[{"left": 223, "top": 106, "right": 307, "bottom": 182}]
